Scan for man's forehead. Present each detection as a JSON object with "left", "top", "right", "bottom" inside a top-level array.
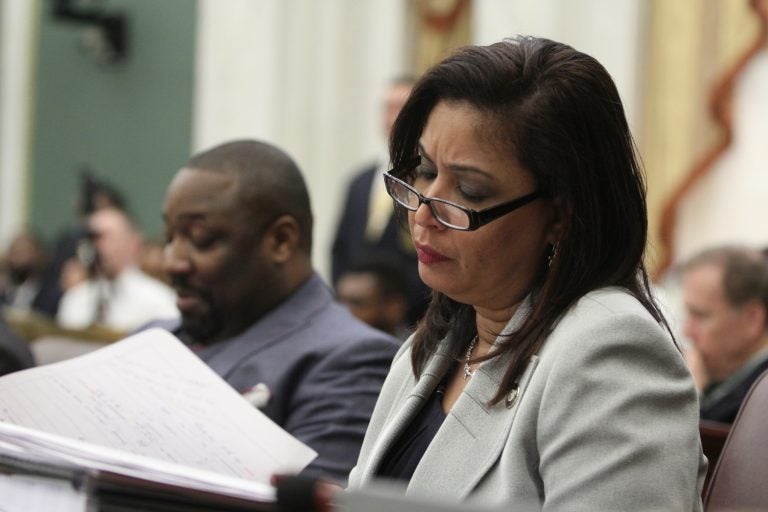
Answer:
[
  {"left": 90, "top": 209, "right": 131, "bottom": 234},
  {"left": 176, "top": 166, "right": 239, "bottom": 188},
  {"left": 167, "top": 168, "right": 243, "bottom": 208},
  {"left": 685, "top": 263, "right": 724, "bottom": 285},
  {"left": 684, "top": 263, "right": 730, "bottom": 306}
]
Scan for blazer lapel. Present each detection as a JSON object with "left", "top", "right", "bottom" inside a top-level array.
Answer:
[
  {"left": 361, "top": 344, "right": 456, "bottom": 483},
  {"left": 408, "top": 354, "right": 540, "bottom": 499},
  {"left": 197, "top": 274, "right": 330, "bottom": 379},
  {"left": 408, "top": 296, "right": 539, "bottom": 499},
  {"left": 361, "top": 295, "right": 540, "bottom": 493}
]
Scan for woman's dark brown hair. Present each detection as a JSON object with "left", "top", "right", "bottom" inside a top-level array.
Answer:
[{"left": 390, "top": 36, "right": 668, "bottom": 404}]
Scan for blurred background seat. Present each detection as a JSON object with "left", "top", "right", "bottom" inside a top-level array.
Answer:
[{"left": 703, "top": 368, "right": 768, "bottom": 511}]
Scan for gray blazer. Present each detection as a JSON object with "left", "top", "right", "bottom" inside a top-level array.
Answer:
[{"left": 348, "top": 288, "right": 707, "bottom": 511}]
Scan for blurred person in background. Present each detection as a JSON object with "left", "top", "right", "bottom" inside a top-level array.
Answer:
[
  {"left": 681, "top": 245, "right": 768, "bottom": 423},
  {"left": 332, "top": 77, "right": 430, "bottom": 327},
  {"left": 56, "top": 207, "right": 178, "bottom": 333},
  {"left": 31, "top": 171, "right": 127, "bottom": 317},
  {"left": 335, "top": 257, "right": 410, "bottom": 340},
  {"left": 0, "top": 231, "right": 48, "bottom": 312}
]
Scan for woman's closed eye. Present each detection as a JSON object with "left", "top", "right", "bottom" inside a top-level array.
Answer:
[
  {"left": 414, "top": 165, "right": 437, "bottom": 182},
  {"left": 456, "top": 186, "right": 489, "bottom": 204},
  {"left": 414, "top": 167, "right": 490, "bottom": 204}
]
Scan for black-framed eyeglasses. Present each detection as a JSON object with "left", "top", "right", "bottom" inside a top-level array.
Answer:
[{"left": 383, "top": 172, "right": 543, "bottom": 231}]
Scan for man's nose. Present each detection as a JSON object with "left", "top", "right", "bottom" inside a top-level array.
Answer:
[{"left": 163, "top": 239, "right": 192, "bottom": 276}]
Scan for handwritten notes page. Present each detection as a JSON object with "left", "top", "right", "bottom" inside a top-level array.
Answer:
[{"left": 0, "top": 328, "right": 316, "bottom": 501}]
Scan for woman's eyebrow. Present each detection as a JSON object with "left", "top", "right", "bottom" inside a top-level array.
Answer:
[
  {"left": 418, "top": 143, "right": 493, "bottom": 179},
  {"left": 417, "top": 143, "right": 434, "bottom": 165}
]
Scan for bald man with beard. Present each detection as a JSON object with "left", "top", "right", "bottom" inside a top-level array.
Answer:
[{"left": 155, "top": 139, "right": 398, "bottom": 484}]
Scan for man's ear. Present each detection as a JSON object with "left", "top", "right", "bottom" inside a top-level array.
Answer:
[
  {"left": 741, "top": 300, "right": 767, "bottom": 342},
  {"left": 263, "top": 215, "right": 301, "bottom": 264}
]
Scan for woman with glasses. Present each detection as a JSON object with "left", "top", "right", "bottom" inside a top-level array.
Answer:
[{"left": 347, "top": 36, "right": 706, "bottom": 510}]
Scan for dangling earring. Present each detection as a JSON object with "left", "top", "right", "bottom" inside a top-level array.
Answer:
[{"left": 546, "top": 242, "right": 559, "bottom": 268}]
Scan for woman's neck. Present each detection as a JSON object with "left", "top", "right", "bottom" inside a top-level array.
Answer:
[{"left": 474, "top": 301, "right": 521, "bottom": 348}]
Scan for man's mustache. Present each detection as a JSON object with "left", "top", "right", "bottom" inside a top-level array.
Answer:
[{"left": 170, "top": 277, "right": 209, "bottom": 299}]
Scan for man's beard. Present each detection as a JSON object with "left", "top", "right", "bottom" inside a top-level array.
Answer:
[
  {"left": 180, "top": 307, "right": 225, "bottom": 345},
  {"left": 172, "top": 276, "right": 225, "bottom": 344}
]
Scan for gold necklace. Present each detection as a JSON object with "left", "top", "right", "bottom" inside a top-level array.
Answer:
[{"left": 463, "top": 335, "right": 478, "bottom": 379}]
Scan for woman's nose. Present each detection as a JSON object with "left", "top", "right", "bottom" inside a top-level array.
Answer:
[{"left": 412, "top": 200, "right": 445, "bottom": 230}]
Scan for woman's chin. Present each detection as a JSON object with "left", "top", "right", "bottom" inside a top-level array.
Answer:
[{"left": 419, "top": 274, "right": 464, "bottom": 303}]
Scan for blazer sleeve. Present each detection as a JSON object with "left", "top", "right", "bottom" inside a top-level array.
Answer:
[
  {"left": 534, "top": 308, "right": 705, "bottom": 511},
  {"left": 283, "top": 335, "right": 398, "bottom": 485}
]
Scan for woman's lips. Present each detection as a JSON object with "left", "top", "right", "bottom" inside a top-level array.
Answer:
[{"left": 415, "top": 242, "right": 451, "bottom": 264}]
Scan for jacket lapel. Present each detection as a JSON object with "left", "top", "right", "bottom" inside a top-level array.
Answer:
[
  {"left": 361, "top": 344, "right": 456, "bottom": 483},
  {"left": 407, "top": 353, "right": 539, "bottom": 499},
  {"left": 197, "top": 274, "right": 329, "bottom": 378},
  {"left": 361, "top": 296, "right": 539, "bottom": 494},
  {"left": 407, "top": 297, "right": 539, "bottom": 499}
]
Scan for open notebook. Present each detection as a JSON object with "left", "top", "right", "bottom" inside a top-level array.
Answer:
[{"left": 0, "top": 328, "right": 316, "bottom": 506}]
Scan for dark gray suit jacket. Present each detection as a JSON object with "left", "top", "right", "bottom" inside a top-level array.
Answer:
[
  {"left": 700, "top": 355, "right": 768, "bottom": 423},
  {"left": 153, "top": 273, "right": 398, "bottom": 483},
  {"left": 0, "top": 313, "right": 34, "bottom": 376}
]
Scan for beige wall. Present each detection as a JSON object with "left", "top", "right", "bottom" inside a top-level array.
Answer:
[
  {"left": 193, "top": 0, "right": 649, "bottom": 281},
  {"left": 473, "top": 0, "right": 647, "bottom": 136},
  {"left": 5, "top": 0, "right": 764, "bottom": 281},
  {"left": 675, "top": 48, "right": 768, "bottom": 263},
  {"left": 193, "top": 0, "right": 408, "bottom": 280}
]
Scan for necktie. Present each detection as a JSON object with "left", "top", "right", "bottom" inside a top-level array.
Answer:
[{"left": 365, "top": 165, "right": 393, "bottom": 242}]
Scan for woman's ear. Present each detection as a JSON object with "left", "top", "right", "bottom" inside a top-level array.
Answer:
[
  {"left": 546, "top": 197, "right": 568, "bottom": 244},
  {"left": 264, "top": 215, "right": 301, "bottom": 264}
]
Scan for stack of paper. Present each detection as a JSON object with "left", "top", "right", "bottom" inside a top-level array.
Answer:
[{"left": 0, "top": 328, "right": 316, "bottom": 506}]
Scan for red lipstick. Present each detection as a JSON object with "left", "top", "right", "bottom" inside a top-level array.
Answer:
[{"left": 415, "top": 243, "right": 450, "bottom": 265}]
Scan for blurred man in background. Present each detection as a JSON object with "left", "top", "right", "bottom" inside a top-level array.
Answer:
[
  {"left": 0, "top": 231, "right": 48, "bottom": 312},
  {"left": 331, "top": 77, "right": 429, "bottom": 327},
  {"left": 30, "top": 172, "right": 127, "bottom": 317},
  {"left": 56, "top": 207, "right": 178, "bottom": 333},
  {"left": 335, "top": 258, "right": 410, "bottom": 340},
  {"left": 682, "top": 245, "right": 768, "bottom": 423}
]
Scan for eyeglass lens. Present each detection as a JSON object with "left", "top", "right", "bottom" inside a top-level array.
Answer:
[{"left": 388, "top": 178, "right": 470, "bottom": 229}]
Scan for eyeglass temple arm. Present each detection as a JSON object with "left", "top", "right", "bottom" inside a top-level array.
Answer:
[{"left": 471, "top": 191, "right": 543, "bottom": 225}]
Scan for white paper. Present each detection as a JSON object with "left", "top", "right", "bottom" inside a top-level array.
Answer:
[
  {"left": 0, "top": 473, "right": 87, "bottom": 512},
  {"left": 0, "top": 328, "right": 316, "bottom": 501},
  {"left": 0, "top": 421, "right": 277, "bottom": 502}
]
